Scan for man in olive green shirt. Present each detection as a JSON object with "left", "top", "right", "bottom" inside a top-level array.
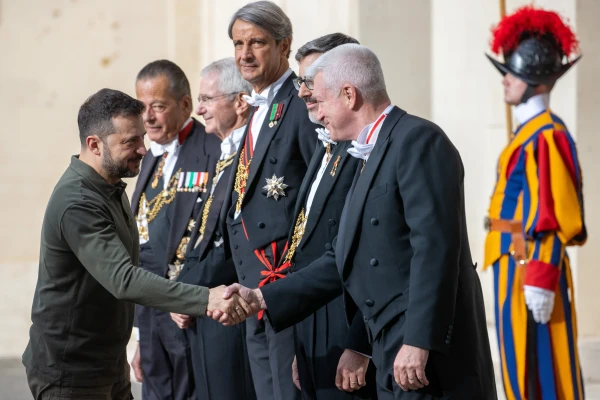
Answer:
[{"left": 22, "top": 88, "right": 249, "bottom": 400}]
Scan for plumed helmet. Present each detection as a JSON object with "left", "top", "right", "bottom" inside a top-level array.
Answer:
[{"left": 486, "top": 6, "right": 581, "bottom": 86}]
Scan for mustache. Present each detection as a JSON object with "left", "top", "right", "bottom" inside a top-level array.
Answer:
[{"left": 303, "top": 97, "right": 317, "bottom": 104}]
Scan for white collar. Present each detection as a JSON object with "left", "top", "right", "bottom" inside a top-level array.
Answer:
[
  {"left": 514, "top": 94, "right": 550, "bottom": 125},
  {"left": 149, "top": 118, "right": 193, "bottom": 156},
  {"left": 250, "top": 68, "right": 293, "bottom": 105},
  {"left": 354, "top": 104, "right": 395, "bottom": 145},
  {"left": 220, "top": 124, "right": 247, "bottom": 157}
]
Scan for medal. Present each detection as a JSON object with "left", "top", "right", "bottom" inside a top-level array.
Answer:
[
  {"left": 263, "top": 175, "right": 288, "bottom": 200},
  {"left": 330, "top": 155, "right": 341, "bottom": 177},
  {"left": 268, "top": 103, "right": 284, "bottom": 128}
]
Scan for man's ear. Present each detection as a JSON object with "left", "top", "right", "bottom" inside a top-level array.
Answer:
[
  {"left": 236, "top": 92, "right": 251, "bottom": 116},
  {"left": 180, "top": 94, "right": 193, "bottom": 116},
  {"left": 279, "top": 37, "right": 292, "bottom": 59},
  {"left": 86, "top": 135, "right": 103, "bottom": 156},
  {"left": 343, "top": 85, "right": 357, "bottom": 110}
]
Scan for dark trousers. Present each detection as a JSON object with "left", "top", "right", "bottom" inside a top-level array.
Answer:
[
  {"left": 138, "top": 308, "right": 195, "bottom": 400},
  {"left": 188, "top": 317, "right": 256, "bottom": 400},
  {"left": 26, "top": 369, "right": 132, "bottom": 400},
  {"left": 295, "top": 295, "right": 377, "bottom": 400},
  {"left": 245, "top": 314, "right": 301, "bottom": 400},
  {"left": 371, "top": 316, "right": 483, "bottom": 400}
]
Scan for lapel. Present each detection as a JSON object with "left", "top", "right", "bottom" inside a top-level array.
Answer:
[
  {"left": 341, "top": 107, "right": 406, "bottom": 270},
  {"left": 166, "top": 121, "right": 216, "bottom": 261},
  {"left": 301, "top": 141, "right": 353, "bottom": 248},
  {"left": 131, "top": 153, "right": 159, "bottom": 214},
  {"left": 292, "top": 144, "right": 326, "bottom": 219},
  {"left": 195, "top": 165, "right": 234, "bottom": 260},
  {"left": 242, "top": 75, "right": 296, "bottom": 206}
]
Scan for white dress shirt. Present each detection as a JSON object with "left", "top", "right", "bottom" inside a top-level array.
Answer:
[
  {"left": 304, "top": 128, "right": 336, "bottom": 219},
  {"left": 149, "top": 117, "right": 193, "bottom": 190},
  {"left": 243, "top": 69, "right": 293, "bottom": 150},
  {"left": 514, "top": 93, "right": 550, "bottom": 125},
  {"left": 348, "top": 104, "right": 394, "bottom": 161},
  {"left": 212, "top": 125, "right": 246, "bottom": 195}
]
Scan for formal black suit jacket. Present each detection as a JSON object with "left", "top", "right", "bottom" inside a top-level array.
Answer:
[
  {"left": 261, "top": 106, "right": 495, "bottom": 395},
  {"left": 131, "top": 119, "right": 221, "bottom": 275},
  {"left": 283, "top": 139, "right": 369, "bottom": 353},
  {"left": 221, "top": 73, "right": 319, "bottom": 284},
  {"left": 177, "top": 163, "right": 237, "bottom": 288}
]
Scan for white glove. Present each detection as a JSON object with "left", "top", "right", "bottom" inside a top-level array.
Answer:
[{"left": 524, "top": 285, "right": 555, "bottom": 324}]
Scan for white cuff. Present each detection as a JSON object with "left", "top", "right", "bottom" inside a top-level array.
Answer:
[{"left": 133, "top": 327, "right": 140, "bottom": 341}]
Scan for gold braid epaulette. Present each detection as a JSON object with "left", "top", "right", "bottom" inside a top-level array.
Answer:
[
  {"left": 196, "top": 154, "right": 236, "bottom": 242},
  {"left": 234, "top": 150, "right": 251, "bottom": 215},
  {"left": 283, "top": 207, "right": 307, "bottom": 264}
]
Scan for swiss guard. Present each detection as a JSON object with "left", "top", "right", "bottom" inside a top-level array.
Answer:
[{"left": 484, "top": 6, "right": 586, "bottom": 400}]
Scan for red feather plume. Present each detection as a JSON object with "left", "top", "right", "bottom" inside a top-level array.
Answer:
[{"left": 490, "top": 6, "right": 579, "bottom": 57}]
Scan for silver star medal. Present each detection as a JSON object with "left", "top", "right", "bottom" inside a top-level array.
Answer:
[{"left": 263, "top": 175, "right": 288, "bottom": 200}]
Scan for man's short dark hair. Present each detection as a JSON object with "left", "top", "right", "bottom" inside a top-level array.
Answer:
[
  {"left": 136, "top": 59, "right": 191, "bottom": 99},
  {"left": 77, "top": 88, "right": 145, "bottom": 145},
  {"left": 295, "top": 33, "right": 359, "bottom": 63}
]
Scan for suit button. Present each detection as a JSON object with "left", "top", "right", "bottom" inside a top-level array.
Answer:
[
  {"left": 445, "top": 340, "right": 451, "bottom": 345},
  {"left": 241, "top": 275, "right": 246, "bottom": 280},
  {"left": 446, "top": 335, "right": 451, "bottom": 340},
  {"left": 270, "top": 157, "right": 277, "bottom": 164},
  {"left": 239, "top": 260, "right": 243, "bottom": 265},
  {"left": 325, "top": 243, "right": 332, "bottom": 250},
  {"left": 328, "top": 219, "right": 336, "bottom": 226},
  {"left": 370, "top": 258, "right": 378, "bottom": 267},
  {"left": 449, "top": 324, "right": 453, "bottom": 330},
  {"left": 365, "top": 299, "right": 374, "bottom": 307},
  {"left": 233, "top": 229, "right": 237, "bottom": 235},
  {"left": 258, "top": 222, "right": 266, "bottom": 229},
  {"left": 234, "top": 244, "right": 239, "bottom": 250},
  {"left": 364, "top": 316, "right": 368, "bottom": 321},
  {"left": 371, "top": 218, "right": 379, "bottom": 226}
]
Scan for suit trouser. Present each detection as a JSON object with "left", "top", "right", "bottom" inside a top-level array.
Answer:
[
  {"left": 370, "top": 315, "right": 485, "bottom": 400},
  {"left": 26, "top": 368, "right": 132, "bottom": 400},
  {"left": 245, "top": 313, "right": 301, "bottom": 400},
  {"left": 188, "top": 317, "right": 256, "bottom": 400},
  {"left": 295, "top": 295, "right": 377, "bottom": 400},
  {"left": 138, "top": 308, "right": 195, "bottom": 400}
]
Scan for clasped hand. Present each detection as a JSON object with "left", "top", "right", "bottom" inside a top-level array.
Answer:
[{"left": 206, "top": 283, "right": 263, "bottom": 326}]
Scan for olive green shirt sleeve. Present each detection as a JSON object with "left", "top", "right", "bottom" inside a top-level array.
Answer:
[{"left": 60, "top": 202, "right": 209, "bottom": 316}]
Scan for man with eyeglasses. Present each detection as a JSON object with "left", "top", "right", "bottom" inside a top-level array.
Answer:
[
  {"left": 168, "top": 57, "right": 257, "bottom": 400},
  {"left": 218, "top": 2, "right": 319, "bottom": 399},
  {"left": 284, "top": 34, "right": 378, "bottom": 400},
  {"left": 130, "top": 60, "right": 221, "bottom": 400}
]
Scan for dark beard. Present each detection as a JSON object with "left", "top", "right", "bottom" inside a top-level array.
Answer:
[{"left": 102, "top": 145, "right": 139, "bottom": 179}]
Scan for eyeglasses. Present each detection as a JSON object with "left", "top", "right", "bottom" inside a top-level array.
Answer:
[
  {"left": 197, "top": 93, "right": 239, "bottom": 105},
  {"left": 293, "top": 77, "right": 314, "bottom": 91}
]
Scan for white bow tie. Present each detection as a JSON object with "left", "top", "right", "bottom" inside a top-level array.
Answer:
[
  {"left": 150, "top": 139, "right": 178, "bottom": 157},
  {"left": 347, "top": 141, "right": 374, "bottom": 160},
  {"left": 243, "top": 93, "right": 269, "bottom": 107},
  {"left": 316, "top": 128, "right": 337, "bottom": 146}
]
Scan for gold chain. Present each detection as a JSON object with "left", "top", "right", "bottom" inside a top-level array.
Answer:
[
  {"left": 283, "top": 208, "right": 307, "bottom": 264},
  {"left": 196, "top": 154, "right": 236, "bottom": 241},
  {"left": 138, "top": 168, "right": 182, "bottom": 223},
  {"left": 234, "top": 150, "right": 251, "bottom": 215}
]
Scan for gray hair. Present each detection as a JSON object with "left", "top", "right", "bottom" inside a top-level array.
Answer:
[
  {"left": 200, "top": 57, "right": 252, "bottom": 96},
  {"left": 136, "top": 60, "right": 191, "bottom": 100},
  {"left": 228, "top": 1, "right": 293, "bottom": 58},
  {"left": 295, "top": 33, "right": 359, "bottom": 63},
  {"left": 306, "top": 44, "right": 388, "bottom": 105}
]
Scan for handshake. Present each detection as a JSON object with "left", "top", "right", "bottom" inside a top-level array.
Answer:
[{"left": 171, "top": 284, "right": 265, "bottom": 329}]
